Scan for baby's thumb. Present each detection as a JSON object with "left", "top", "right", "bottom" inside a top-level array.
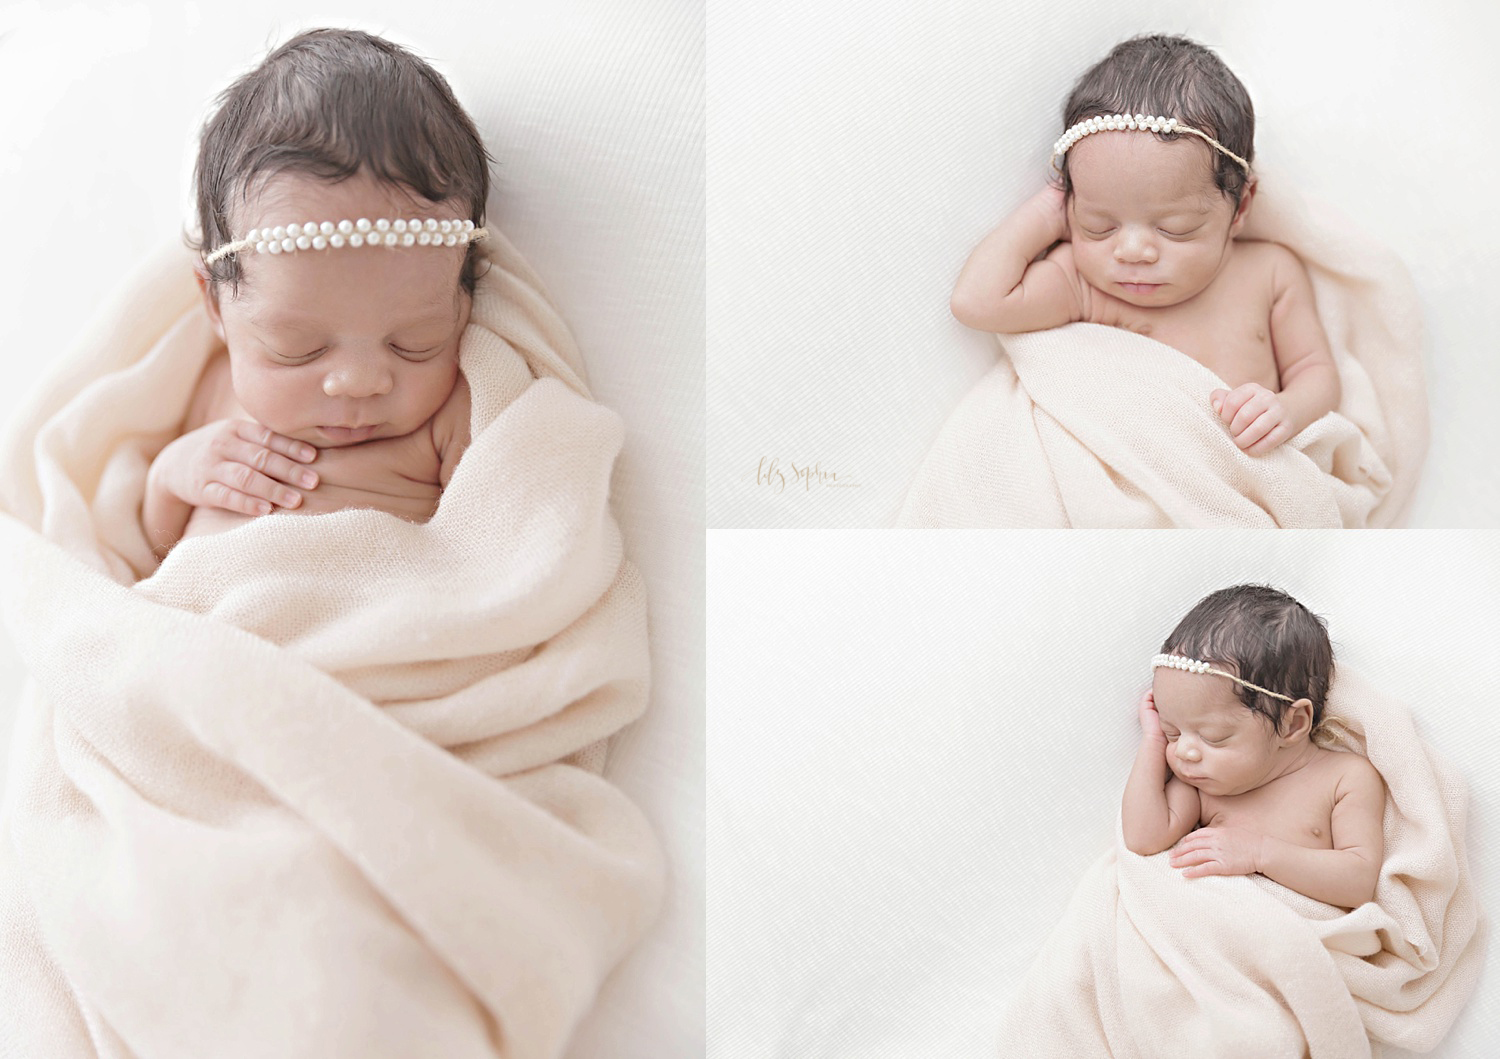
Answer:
[{"left": 1209, "top": 388, "right": 1227, "bottom": 415}]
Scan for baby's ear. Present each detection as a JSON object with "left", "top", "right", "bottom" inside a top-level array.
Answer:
[
  {"left": 193, "top": 266, "right": 227, "bottom": 344},
  {"left": 1228, "top": 176, "right": 1257, "bottom": 236},
  {"left": 1280, "top": 697, "right": 1314, "bottom": 742}
]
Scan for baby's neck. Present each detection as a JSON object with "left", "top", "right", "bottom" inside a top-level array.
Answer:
[{"left": 1265, "top": 737, "right": 1320, "bottom": 782}]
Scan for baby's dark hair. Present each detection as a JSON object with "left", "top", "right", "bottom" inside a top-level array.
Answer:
[
  {"left": 187, "top": 28, "right": 494, "bottom": 302},
  {"left": 1058, "top": 34, "right": 1254, "bottom": 209},
  {"left": 1161, "top": 585, "right": 1332, "bottom": 736}
]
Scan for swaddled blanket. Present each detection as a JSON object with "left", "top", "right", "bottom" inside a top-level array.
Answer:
[
  {"left": 898, "top": 173, "right": 1428, "bottom": 527},
  {"left": 0, "top": 232, "right": 664, "bottom": 1057},
  {"left": 995, "top": 668, "right": 1484, "bottom": 1057}
]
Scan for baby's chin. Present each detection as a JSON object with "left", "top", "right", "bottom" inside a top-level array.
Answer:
[
  {"left": 268, "top": 419, "right": 417, "bottom": 449},
  {"left": 1085, "top": 275, "right": 1195, "bottom": 309}
]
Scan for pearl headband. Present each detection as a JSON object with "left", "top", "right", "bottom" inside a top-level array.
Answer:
[
  {"left": 1151, "top": 653, "right": 1298, "bottom": 704},
  {"left": 1051, "top": 113, "right": 1251, "bottom": 174},
  {"left": 203, "top": 217, "right": 488, "bottom": 266}
]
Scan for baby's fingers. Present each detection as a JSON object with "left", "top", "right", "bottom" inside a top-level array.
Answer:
[
  {"left": 214, "top": 460, "right": 305, "bottom": 513},
  {"left": 224, "top": 433, "right": 319, "bottom": 490},
  {"left": 203, "top": 480, "right": 278, "bottom": 517},
  {"left": 232, "top": 421, "right": 318, "bottom": 464},
  {"left": 1232, "top": 408, "right": 1281, "bottom": 452},
  {"left": 1244, "top": 420, "right": 1293, "bottom": 457}
]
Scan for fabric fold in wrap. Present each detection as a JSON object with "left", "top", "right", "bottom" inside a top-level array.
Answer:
[
  {"left": 898, "top": 173, "right": 1427, "bottom": 528},
  {"left": 994, "top": 667, "right": 1483, "bottom": 1058},
  {"left": 0, "top": 231, "right": 664, "bottom": 1058}
]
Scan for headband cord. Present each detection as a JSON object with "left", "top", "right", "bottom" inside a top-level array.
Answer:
[
  {"left": 1150, "top": 653, "right": 1299, "bottom": 704},
  {"left": 1051, "top": 113, "right": 1251, "bottom": 175}
]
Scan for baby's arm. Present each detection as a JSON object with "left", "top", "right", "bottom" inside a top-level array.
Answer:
[
  {"left": 1254, "top": 756, "right": 1385, "bottom": 909},
  {"left": 141, "top": 356, "right": 317, "bottom": 560},
  {"left": 1122, "top": 691, "right": 1201, "bottom": 855},
  {"left": 950, "top": 186, "right": 1085, "bottom": 334},
  {"left": 1212, "top": 245, "right": 1341, "bottom": 455}
]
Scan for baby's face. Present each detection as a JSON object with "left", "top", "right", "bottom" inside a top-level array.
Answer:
[
  {"left": 1151, "top": 666, "right": 1280, "bottom": 796},
  {"left": 1066, "top": 132, "right": 1251, "bottom": 309},
  {"left": 200, "top": 171, "right": 473, "bottom": 449}
]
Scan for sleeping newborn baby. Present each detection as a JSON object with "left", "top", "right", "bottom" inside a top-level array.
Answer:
[
  {"left": 1121, "top": 585, "right": 1386, "bottom": 910},
  {"left": 950, "top": 34, "right": 1340, "bottom": 456},
  {"left": 143, "top": 30, "right": 490, "bottom": 562}
]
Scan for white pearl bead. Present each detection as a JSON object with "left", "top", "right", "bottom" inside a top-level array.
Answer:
[
  {"left": 272, "top": 226, "right": 286, "bottom": 240},
  {"left": 245, "top": 228, "right": 259, "bottom": 243},
  {"left": 293, "top": 235, "right": 309, "bottom": 249},
  {"left": 282, "top": 238, "right": 296, "bottom": 252},
  {"left": 425, "top": 219, "right": 438, "bottom": 231},
  {"left": 443, "top": 234, "right": 457, "bottom": 246},
  {"left": 393, "top": 219, "right": 408, "bottom": 233},
  {"left": 356, "top": 218, "right": 371, "bottom": 232},
  {"left": 417, "top": 232, "right": 432, "bottom": 245},
  {"left": 349, "top": 233, "right": 364, "bottom": 248},
  {"left": 440, "top": 220, "right": 453, "bottom": 233},
  {"left": 401, "top": 232, "right": 415, "bottom": 246},
  {"left": 267, "top": 241, "right": 282, "bottom": 254},
  {"left": 286, "top": 223, "right": 301, "bottom": 238},
  {"left": 338, "top": 219, "right": 354, "bottom": 234},
  {"left": 382, "top": 232, "right": 396, "bottom": 246},
  {"left": 318, "top": 221, "right": 333, "bottom": 235},
  {"left": 312, "top": 235, "right": 327, "bottom": 250},
  {"left": 329, "top": 233, "right": 345, "bottom": 248},
  {"left": 375, "top": 218, "right": 391, "bottom": 232},
  {"left": 463, "top": 220, "right": 474, "bottom": 231},
  {"left": 255, "top": 241, "right": 268, "bottom": 254}
]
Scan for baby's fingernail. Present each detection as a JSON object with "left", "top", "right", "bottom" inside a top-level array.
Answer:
[
  {"left": 280, "top": 490, "right": 300, "bottom": 507},
  {"left": 299, "top": 445, "right": 316, "bottom": 460},
  {"left": 256, "top": 501, "right": 272, "bottom": 515},
  {"left": 300, "top": 472, "right": 317, "bottom": 487}
]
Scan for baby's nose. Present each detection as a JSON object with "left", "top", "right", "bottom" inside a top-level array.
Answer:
[
  {"left": 1114, "top": 229, "right": 1158, "bottom": 264},
  {"left": 322, "top": 362, "right": 394, "bottom": 398},
  {"left": 1177, "top": 743, "right": 1201, "bottom": 763}
]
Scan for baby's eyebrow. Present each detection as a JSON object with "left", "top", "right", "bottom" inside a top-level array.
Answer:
[{"left": 250, "top": 307, "right": 455, "bottom": 330}]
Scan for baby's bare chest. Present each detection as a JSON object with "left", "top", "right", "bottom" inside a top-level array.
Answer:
[
  {"left": 1200, "top": 768, "right": 1337, "bottom": 851},
  {"left": 1092, "top": 256, "right": 1280, "bottom": 390}
]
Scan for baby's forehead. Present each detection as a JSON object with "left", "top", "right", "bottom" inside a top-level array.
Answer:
[
  {"left": 1068, "top": 133, "right": 1222, "bottom": 211},
  {"left": 1152, "top": 668, "right": 1245, "bottom": 723}
]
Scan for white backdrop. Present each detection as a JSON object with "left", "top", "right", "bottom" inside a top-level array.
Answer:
[
  {"left": 0, "top": 2, "right": 702, "bottom": 1055},
  {"left": 709, "top": 530, "right": 1498, "bottom": 1056},
  {"left": 707, "top": 0, "right": 1500, "bottom": 527}
]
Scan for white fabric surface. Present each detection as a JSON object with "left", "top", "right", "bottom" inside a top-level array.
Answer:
[
  {"left": 707, "top": 0, "right": 1500, "bottom": 527},
  {"left": 0, "top": 4, "right": 702, "bottom": 1055},
  {"left": 708, "top": 531, "right": 1499, "bottom": 1057}
]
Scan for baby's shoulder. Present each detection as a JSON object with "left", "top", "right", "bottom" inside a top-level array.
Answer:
[
  {"left": 1233, "top": 239, "right": 1308, "bottom": 288},
  {"left": 183, "top": 349, "right": 236, "bottom": 430},
  {"left": 1321, "top": 746, "right": 1385, "bottom": 797},
  {"left": 431, "top": 372, "right": 472, "bottom": 486}
]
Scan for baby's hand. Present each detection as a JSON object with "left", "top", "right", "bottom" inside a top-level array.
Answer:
[
  {"left": 1169, "top": 826, "right": 1265, "bottom": 879},
  {"left": 152, "top": 419, "right": 319, "bottom": 516},
  {"left": 1210, "top": 383, "right": 1294, "bottom": 456},
  {"left": 1137, "top": 689, "right": 1166, "bottom": 746}
]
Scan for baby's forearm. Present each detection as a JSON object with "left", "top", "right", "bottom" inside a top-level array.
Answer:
[
  {"left": 141, "top": 458, "right": 191, "bottom": 561},
  {"left": 950, "top": 188, "right": 1067, "bottom": 330},
  {"left": 1121, "top": 738, "right": 1174, "bottom": 855},
  {"left": 1256, "top": 836, "right": 1378, "bottom": 909},
  {"left": 1277, "top": 358, "right": 1341, "bottom": 436}
]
